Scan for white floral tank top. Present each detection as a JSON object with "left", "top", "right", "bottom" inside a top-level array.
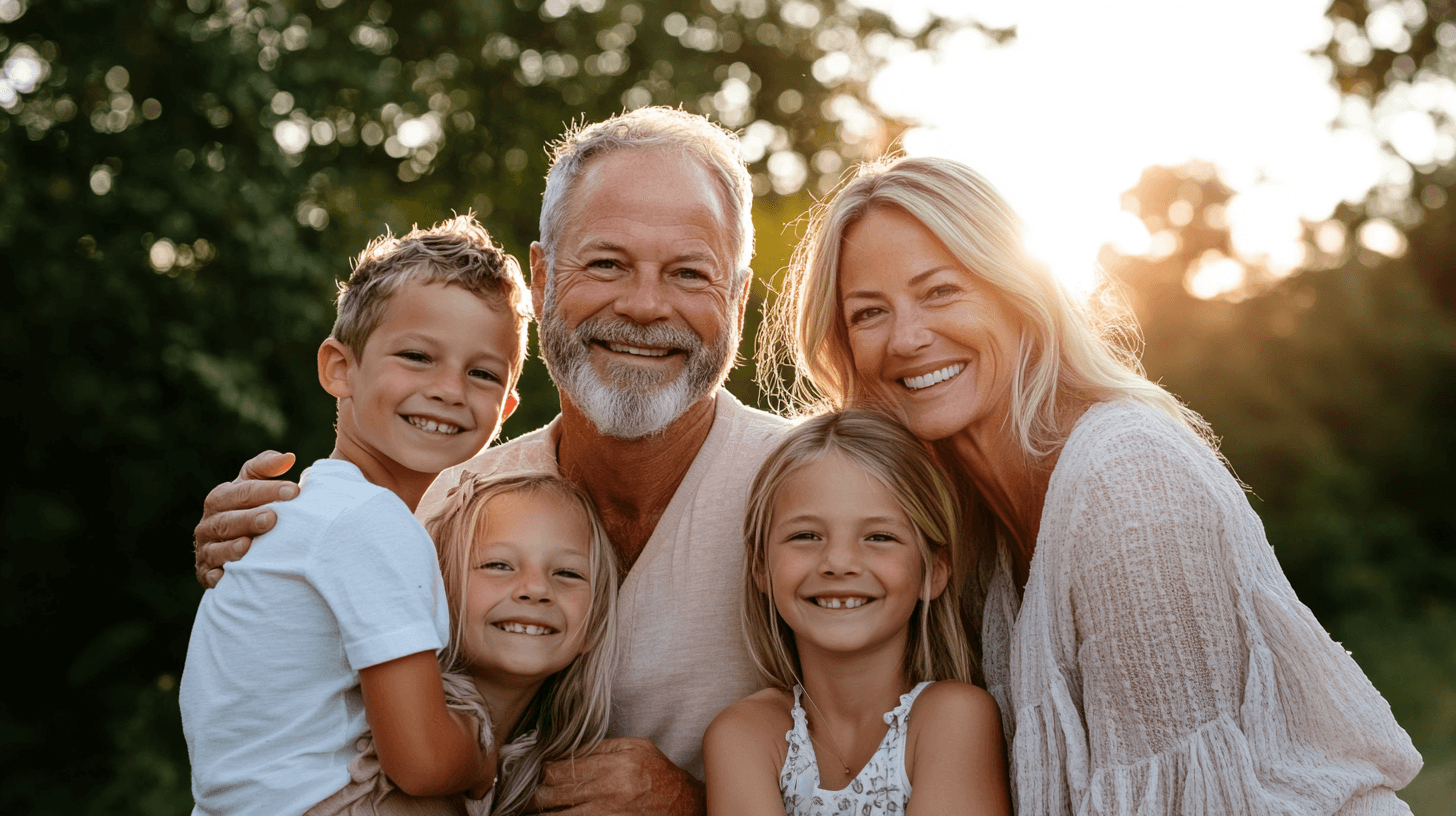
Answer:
[{"left": 779, "top": 681, "right": 932, "bottom": 816}]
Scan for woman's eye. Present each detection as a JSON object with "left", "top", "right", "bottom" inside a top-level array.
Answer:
[
  {"left": 847, "top": 307, "right": 883, "bottom": 325},
  {"left": 928, "top": 284, "right": 961, "bottom": 300}
]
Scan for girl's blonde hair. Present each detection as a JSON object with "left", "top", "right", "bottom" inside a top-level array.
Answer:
[
  {"left": 426, "top": 472, "right": 619, "bottom": 816},
  {"left": 742, "top": 410, "right": 974, "bottom": 690},
  {"left": 758, "top": 155, "right": 1218, "bottom": 575}
]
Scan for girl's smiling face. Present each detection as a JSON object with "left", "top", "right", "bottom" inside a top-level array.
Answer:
[
  {"left": 763, "top": 451, "right": 948, "bottom": 665},
  {"left": 460, "top": 489, "right": 595, "bottom": 689},
  {"left": 837, "top": 206, "right": 1021, "bottom": 443}
]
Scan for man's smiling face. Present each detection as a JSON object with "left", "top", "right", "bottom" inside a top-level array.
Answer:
[{"left": 532, "top": 147, "right": 746, "bottom": 439}]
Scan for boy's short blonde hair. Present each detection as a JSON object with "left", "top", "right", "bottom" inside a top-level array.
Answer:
[{"left": 332, "top": 214, "right": 530, "bottom": 380}]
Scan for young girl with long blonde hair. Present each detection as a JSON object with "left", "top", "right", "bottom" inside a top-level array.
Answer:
[
  {"left": 311, "top": 472, "right": 619, "bottom": 815},
  {"left": 703, "top": 411, "right": 1009, "bottom": 816}
]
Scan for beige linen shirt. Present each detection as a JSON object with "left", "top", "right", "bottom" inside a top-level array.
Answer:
[
  {"left": 417, "top": 390, "right": 791, "bottom": 779},
  {"left": 982, "top": 401, "right": 1421, "bottom": 815}
]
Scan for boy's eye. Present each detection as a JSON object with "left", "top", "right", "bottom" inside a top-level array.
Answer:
[
  {"left": 399, "top": 350, "right": 429, "bottom": 363},
  {"left": 469, "top": 367, "right": 501, "bottom": 383}
]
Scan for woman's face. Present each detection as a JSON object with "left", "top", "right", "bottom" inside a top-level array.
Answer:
[{"left": 837, "top": 206, "right": 1021, "bottom": 442}]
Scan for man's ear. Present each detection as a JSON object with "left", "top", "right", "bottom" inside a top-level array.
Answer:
[
  {"left": 734, "top": 272, "right": 751, "bottom": 326},
  {"left": 925, "top": 548, "right": 951, "bottom": 602},
  {"left": 529, "top": 242, "right": 548, "bottom": 319},
  {"left": 318, "top": 338, "right": 356, "bottom": 400}
]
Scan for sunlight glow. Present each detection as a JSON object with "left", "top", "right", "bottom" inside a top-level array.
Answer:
[{"left": 858, "top": 0, "right": 1405, "bottom": 297}]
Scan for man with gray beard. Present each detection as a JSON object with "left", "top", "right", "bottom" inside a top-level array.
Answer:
[{"left": 194, "top": 107, "right": 790, "bottom": 815}]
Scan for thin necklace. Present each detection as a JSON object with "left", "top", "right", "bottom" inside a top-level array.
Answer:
[{"left": 800, "top": 687, "right": 853, "bottom": 778}]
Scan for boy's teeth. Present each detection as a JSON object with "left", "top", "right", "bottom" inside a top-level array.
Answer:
[
  {"left": 814, "top": 597, "right": 868, "bottom": 609},
  {"left": 607, "top": 342, "right": 670, "bottom": 357},
  {"left": 496, "top": 622, "right": 555, "bottom": 635},
  {"left": 901, "top": 364, "right": 964, "bottom": 391},
  {"left": 407, "top": 415, "right": 463, "bottom": 435}
]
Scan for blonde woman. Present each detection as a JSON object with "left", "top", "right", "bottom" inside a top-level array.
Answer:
[{"left": 760, "top": 156, "right": 1422, "bottom": 814}]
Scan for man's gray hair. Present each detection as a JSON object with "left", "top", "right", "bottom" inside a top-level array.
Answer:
[{"left": 538, "top": 107, "right": 755, "bottom": 283}]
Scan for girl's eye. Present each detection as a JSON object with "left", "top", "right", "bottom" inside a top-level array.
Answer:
[
  {"left": 478, "top": 560, "right": 511, "bottom": 571},
  {"left": 555, "top": 569, "right": 587, "bottom": 581},
  {"left": 787, "top": 531, "right": 822, "bottom": 542},
  {"left": 866, "top": 532, "right": 901, "bottom": 543}
]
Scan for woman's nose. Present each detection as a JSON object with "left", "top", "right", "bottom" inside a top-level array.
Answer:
[{"left": 887, "top": 308, "right": 933, "bottom": 357}]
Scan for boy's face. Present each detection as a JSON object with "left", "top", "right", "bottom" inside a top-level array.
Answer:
[{"left": 324, "top": 281, "right": 520, "bottom": 479}]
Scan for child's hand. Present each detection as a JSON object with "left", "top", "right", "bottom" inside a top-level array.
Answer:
[
  {"left": 529, "top": 737, "right": 704, "bottom": 816},
  {"left": 193, "top": 450, "right": 299, "bottom": 587}
]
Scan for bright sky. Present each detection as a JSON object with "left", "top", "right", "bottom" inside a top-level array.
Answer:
[{"left": 856, "top": 0, "right": 1441, "bottom": 296}]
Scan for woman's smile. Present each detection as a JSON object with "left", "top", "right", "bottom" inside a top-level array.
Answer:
[{"left": 839, "top": 205, "right": 1021, "bottom": 442}]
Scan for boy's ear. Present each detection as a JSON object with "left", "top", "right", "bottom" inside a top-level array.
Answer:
[
  {"left": 318, "top": 338, "right": 356, "bottom": 399},
  {"left": 924, "top": 548, "right": 951, "bottom": 602},
  {"left": 528, "top": 242, "right": 547, "bottom": 320},
  {"left": 502, "top": 390, "right": 519, "bottom": 422}
]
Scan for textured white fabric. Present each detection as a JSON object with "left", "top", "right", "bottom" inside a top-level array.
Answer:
[
  {"left": 183, "top": 459, "right": 451, "bottom": 816},
  {"left": 779, "top": 681, "right": 930, "bottom": 815},
  {"left": 418, "top": 389, "right": 792, "bottom": 779},
  {"left": 980, "top": 401, "right": 1422, "bottom": 816}
]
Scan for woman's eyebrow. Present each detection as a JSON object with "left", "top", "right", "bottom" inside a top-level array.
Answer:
[{"left": 842, "top": 266, "right": 959, "bottom": 301}]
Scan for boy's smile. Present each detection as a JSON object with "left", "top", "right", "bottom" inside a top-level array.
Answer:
[{"left": 321, "top": 280, "right": 520, "bottom": 505}]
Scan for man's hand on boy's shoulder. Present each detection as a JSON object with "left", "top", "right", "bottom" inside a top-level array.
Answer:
[{"left": 193, "top": 450, "right": 300, "bottom": 588}]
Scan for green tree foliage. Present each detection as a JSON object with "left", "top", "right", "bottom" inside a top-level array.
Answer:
[{"left": 0, "top": 0, "right": 949, "bottom": 810}]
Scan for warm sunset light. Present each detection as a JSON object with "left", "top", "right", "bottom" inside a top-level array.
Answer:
[{"left": 859, "top": 0, "right": 1446, "bottom": 298}]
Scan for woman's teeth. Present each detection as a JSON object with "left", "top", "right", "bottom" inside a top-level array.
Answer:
[
  {"left": 813, "top": 597, "right": 869, "bottom": 609},
  {"left": 407, "top": 416, "right": 463, "bottom": 435},
  {"left": 494, "top": 622, "right": 556, "bottom": 635},
  {"left": 901, "top": 364, "right": 964, "bottom": 391}
]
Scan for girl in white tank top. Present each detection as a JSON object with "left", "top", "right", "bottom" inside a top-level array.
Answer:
[{"left": 703, "top": 411, "right": 1011, "bottom": 816}]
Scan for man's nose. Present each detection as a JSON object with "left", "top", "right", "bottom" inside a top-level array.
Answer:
[{"left": 612, "top": 272, "right": 673, "bottom": 324}]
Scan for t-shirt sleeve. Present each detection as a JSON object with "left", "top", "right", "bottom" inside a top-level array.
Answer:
[{"left": 307, "top": 493, "right": 449, "bottom": 671}]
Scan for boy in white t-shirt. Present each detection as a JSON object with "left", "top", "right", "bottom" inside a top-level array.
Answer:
[{"left": 180, "top": 215, "right": 529, "bottom": 815}]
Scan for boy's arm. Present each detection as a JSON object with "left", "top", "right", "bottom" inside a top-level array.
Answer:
[
  {"left": 359, "top": 651, "right": 496, "bottom": 798},
  {"left": 703, "top": 698, "right": 790, "bottom": 816},
  {"left": 904, "top": 682, "right": 1011, "bottom": 816},
  {"left": 193, "top": 450, "right": 299, "bottom": 587}
]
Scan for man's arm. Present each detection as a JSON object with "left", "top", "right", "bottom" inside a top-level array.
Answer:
[
  {"left": 192, "top": 450, "right": 299, "bottom": 587},
  {"left": 527, "top": 737, "right": 704, "bottom": 816}
]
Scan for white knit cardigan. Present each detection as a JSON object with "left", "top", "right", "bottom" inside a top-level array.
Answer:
[{"left": 980, "top": 401, "right": 1421, "bottom": 815}]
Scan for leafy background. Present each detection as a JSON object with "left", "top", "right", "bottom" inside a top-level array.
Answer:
[{"left": 1, "top": 0, "right": 1450, "bottom": 811}]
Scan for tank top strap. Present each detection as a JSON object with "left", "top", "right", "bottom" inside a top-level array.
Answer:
[{"left": 882, "top": 680, "right": 934, "bottom": 796}]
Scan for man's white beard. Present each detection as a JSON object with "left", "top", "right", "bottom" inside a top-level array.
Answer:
[{"left": 539, "top": 280, "right": 738, "bottom": 440}]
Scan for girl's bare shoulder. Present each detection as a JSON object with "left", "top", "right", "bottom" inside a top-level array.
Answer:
[
  {"left": 708, "top": 686, "right": 796, "bottom": 740},
  {"left": 908, "top": 681, "right": 1001, "bottom": 735}
]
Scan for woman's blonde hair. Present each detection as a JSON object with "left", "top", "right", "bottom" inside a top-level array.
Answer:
[
  {"left": 760, "top": 155, "right": 1213, "bottom": 455},
  {"left": 426, "top": 472, "right": 619, "bottom": 816},
  {"left": 741, "top": 410, "right": 974, "bottom": 690}
]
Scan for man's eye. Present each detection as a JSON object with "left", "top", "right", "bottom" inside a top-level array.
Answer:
[{"left": 588, "top": 258, "right": 619, "bottom": 270}]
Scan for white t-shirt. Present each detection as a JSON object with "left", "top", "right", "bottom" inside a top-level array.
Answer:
[
  {"left": 418, "top": 389, "right": 792, "bottom": 778},
  {"left": 181, "top": 458, "right": 450, "bottom": 816}
]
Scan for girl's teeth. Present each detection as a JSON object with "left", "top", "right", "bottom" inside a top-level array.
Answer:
[
  {"left": 901, "top": 364, "right": 964, "bottom": 391},
  {"left": 607, "top": 342, "right": 670, "bottom": 357},
  {"left": 407, "top": 416, "right": 463, "bottom": 435},
  {"left": 496, "top": 622, "right": 555, "bottom": 635},
  {"left": 815, "top": 597, "right": 868, "bottom": 609}
]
